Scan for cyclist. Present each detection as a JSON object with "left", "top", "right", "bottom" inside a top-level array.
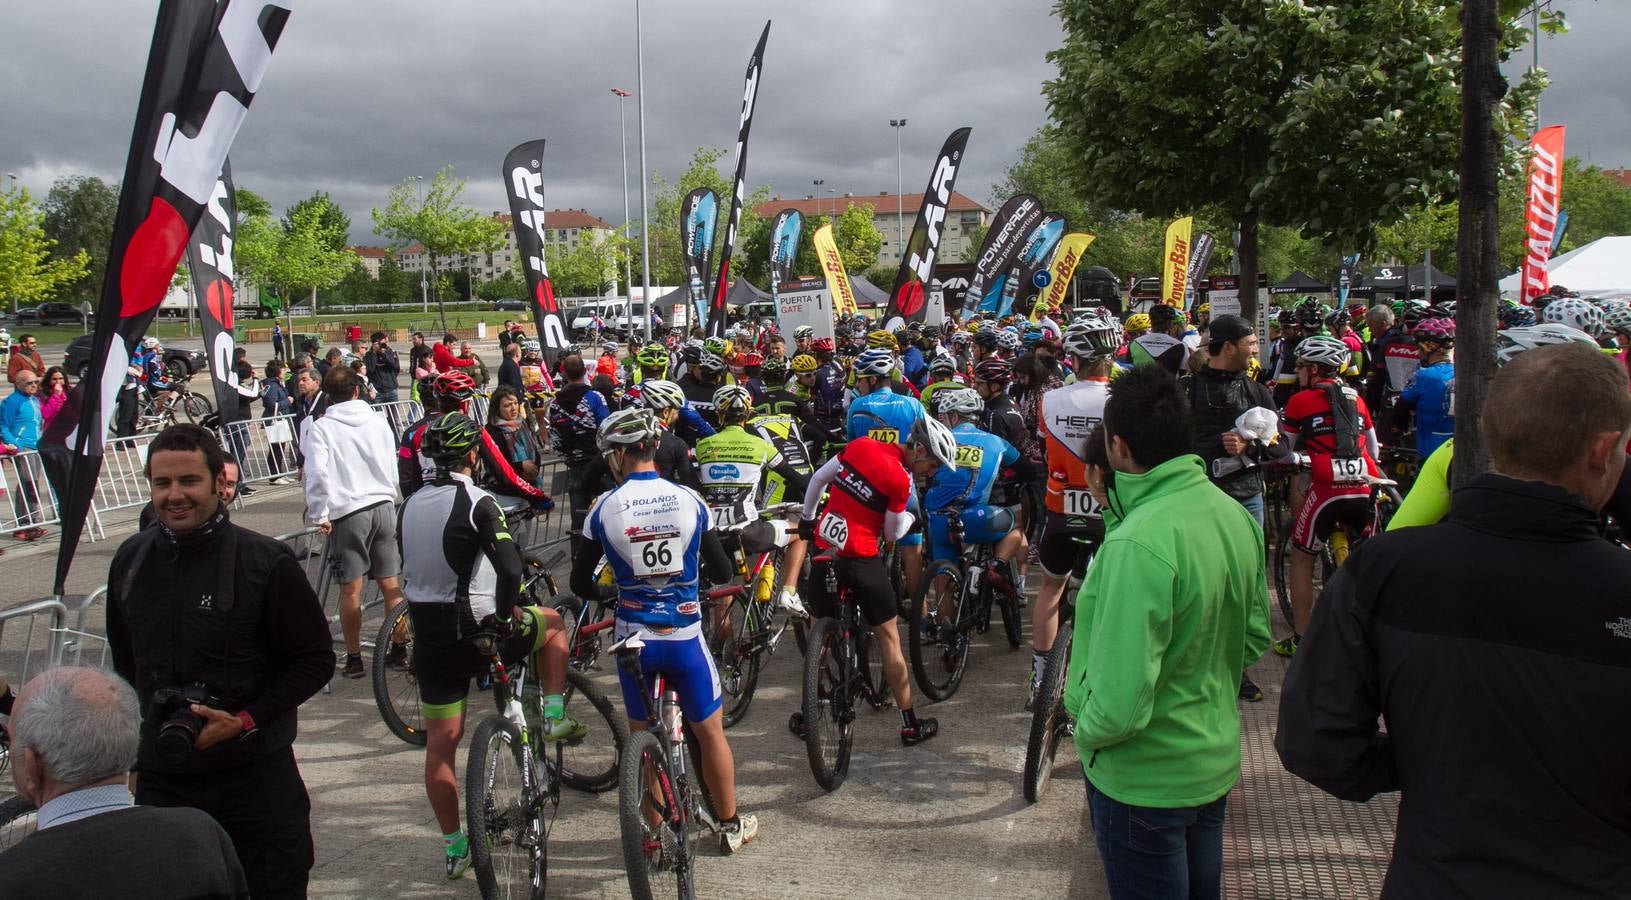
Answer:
[
  {"left": 679, "top": 351, "right": 728, "bottom": 431},
  {"left": 624, "top": 379, "right": 701, "bottom": 489},
  {"left": 398, "top": 412, "right": 583, "bottom": 880},
  {"left": 628, "top": 343, "right": 716, "bottom": 443},
  {"left": 923, "top": 387, "right": 1029, "bottom": 608},
  {"left": 1127, "top": 304, "right": 1189, "bottom": 375},
  {"left": 1277, "top": 335, "right": 1381, "bottom": 656},
  {"left": 792, "top": 325, "right": 814, "bottom": 356},
  {"left": 846, "top": 347, "right": 929, "bottom": 595},
  {"left": 739, "top": 351, "right": 769, "bottom": 407},
  {"left": 794, "top": 416, "right": 958, "bottom": 746},
  {"left": 1396, "top": 317, "right": 1456, "bottom": 458},
  {"left": 917, "top": 355, "right": 964, "bottom": 411},
  {"left": 570, "top": 408, "right": 758, "bottom": 854},
  {"left": 401, "top": 372, "right": 551, "bottom": 506},
  {"left": 138, "top": 335, "right": 181, "bottom": 416}
]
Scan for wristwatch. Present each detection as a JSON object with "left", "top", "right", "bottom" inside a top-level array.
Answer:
[{"left": 235, "top": 710, "right": 257, "bottom": 737}]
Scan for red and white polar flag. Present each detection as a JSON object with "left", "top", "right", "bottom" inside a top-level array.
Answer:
[{"left": 1520, "top": 125, "right": 1566, "bottom": 305}]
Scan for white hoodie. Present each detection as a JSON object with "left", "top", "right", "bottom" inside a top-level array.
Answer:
[{"left": 300, "top": 398, "right": 399, "bottom": 523}]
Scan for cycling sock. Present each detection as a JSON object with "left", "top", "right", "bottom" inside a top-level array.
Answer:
[
  {"left": 543, "top": 694, "right": 564, "bottom": 720},
  {"left": 0, "top": 688, "right": 13, "bottom": 716},
  {"left": 443, "top": 831, "right": 467, "bottom": 856},
  {"left": 1032, "top": 651, "right": 1047, "bottom": 682},
  {"left": 900, "top": 707, "right": 919, "bottom": 730}
]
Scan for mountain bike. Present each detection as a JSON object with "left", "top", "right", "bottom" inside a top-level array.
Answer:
[
  {"left": 134, "top": 383, "right": 211, "bottom": 433},
  {"left": 907, "top": 511, "right": 1022, "bottom": 703},
  {"left": 801, "top": 552, "right": 891, "bottom": 792},
  {"left": 708, "top": 502, "right": 802, "bottom": 728},
  {"left": 1022, "top": 537, "right": 1093, "bottom": 804},
  {"left": 1272, "top": 459, "right": 1402, "bottom": 633}
]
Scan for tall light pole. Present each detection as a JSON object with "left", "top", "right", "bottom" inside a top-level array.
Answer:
[
  {"left": 612, "top": 88, "right": 634, "bottom": 308},
  {"left": 889, "top": 119, "right": 907, "bottom": 261},
  {"left": 414, "top": 175, "right": 427, "bottom": 314},
  {"left": 4, "top": 172, "right": 15, "bottom": 191},
  {"left": 827, "top": 188, "right": 838, "bottom": 242},
  {"left": 635, "top": 0, "right": 653, "bottom": 342}
]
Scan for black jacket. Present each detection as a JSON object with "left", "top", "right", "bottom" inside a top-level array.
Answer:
[
  {"left": 366, "top": 347, "right": 399, "bottom": 394},
  {"left": 1276, "top": 475, "right": 1631, "bottom": 899},
  {"left": 1186, "top": 365, "right": 1288, "bottom": 500},
  {"left": 498, "top": 357, "right": 524, "bottom": 393}
]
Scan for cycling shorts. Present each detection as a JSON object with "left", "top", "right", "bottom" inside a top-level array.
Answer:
[
  {"left": 895, "top": 489, "right": 923, "bottom": 548},
  {"left": 1037, "top": 512, "right": 1103, "bottom": 579},
  {"left": 612, "top": 619, "right": 722, "bottom": 725},
  {"left": 411, "top": 605, "right": 549, "bottom": 719},
  {"left": 1291, "top": 489, "right": 1370, "bottom": 554},
  {"left": 806, "top": 554, "right": 897, "bottom": 628},
  {"left": 927, "top": 504, "right": 1018, "bottom": 564}
]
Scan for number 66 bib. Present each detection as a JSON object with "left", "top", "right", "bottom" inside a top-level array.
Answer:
[{"left": 631, "top": 532, "right": 682, "bottom": 578}]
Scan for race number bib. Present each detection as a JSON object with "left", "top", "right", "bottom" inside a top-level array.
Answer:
[
  {"left": 954, "top": 445, "right": 984, "bottom": 468},
  {"left": 710, "top": 505, "right": 745, "bottom": 528},
  {"left": 1062, "top": 489, "right": 1099, "bottom": 517},
  {"left": 818, "top": 511, "right": 850, "bottom": 548},
  {"left": 630, "top": 534, "right": 682, "bottom": 578},
  {"left": 1331, "top": 457, "right": 1366, "bottom": 484},
  {"left": 868, "top": 428, "right": 899, "bottom": 444}
]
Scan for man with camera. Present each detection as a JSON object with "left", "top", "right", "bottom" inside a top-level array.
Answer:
[
  {"left": 107, "top": 424, "right": 335, "bottom": 900},
  {"left": 366, "top": 330, "right": 401, "bottom": 403}
]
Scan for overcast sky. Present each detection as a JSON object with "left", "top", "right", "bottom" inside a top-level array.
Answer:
[{"left": 2, "top": 0, "right": 1625, "bottom": 246}]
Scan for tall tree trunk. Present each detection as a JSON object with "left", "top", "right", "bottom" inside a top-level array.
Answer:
[
  {"left": 1453, "top": 0, "right": 1504, "bottom": 485},
  {"left": 430, "top": 260, "right": 449, "bottom": 334},
  {"left": 1236, "top": 206, "right": 1261, "bottom": 322}
]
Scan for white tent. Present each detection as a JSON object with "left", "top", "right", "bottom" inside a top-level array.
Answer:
[{"left": 1499, "top": 236, "right": 1631, "bottom": 300}]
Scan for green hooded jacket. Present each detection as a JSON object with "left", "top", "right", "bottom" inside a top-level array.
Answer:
[{"left": 1062, "top": 453, "right": 1272, "bottom": 808}]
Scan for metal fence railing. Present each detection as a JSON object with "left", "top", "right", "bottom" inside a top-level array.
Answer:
[
  {"left": 373, "top": 399, "right": 423, "bottom": 439},
  {"left": 0, "top": 451, "right": 63, "bottom": 537},
  {"left": 222, "top": 414, "right": 300, "bottom": 484},
  {"left": 0, "top": 598, "right": 70, "bottom": 686},
  {"left": 94, "top": 432, "right": 160, "bottom": 521}
]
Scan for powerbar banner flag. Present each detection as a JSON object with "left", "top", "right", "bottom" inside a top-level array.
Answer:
[
  {"left": 187, "top": 159, "right": 239, "bottom": 418},
  {"left": 812, "top": 224, "right": 856, "bottom": 316},
  {"left": 1337, "top": 253, "right": 1360, "bottom": 306},
  {"left": 503, "top": 139, "right": 568, "bottom": 374},
  {"left": 681, "top": 188, "right": 719, "bottom": 328},
  {"left": 1184, "top": 231, "right": 1215, "bottom": 310},
  {"left": 996, "top": 213, "right": 1063, "bottom": 318},
  {"left": 766, "top": 208, "right": 802, "bottom": 328},
  {"left": 41, "top": 0, "right": 291, "bottom": 595},
  {"left": 886, "top": 126, "right": 972, "bottom": 331},
  {"left": 1037, "top": 232, "right": 1095, "bottom": 314},
  {"left": 1162, "top": 215, "right": 1193, "bottom": 307},
  {"left": 709, "top": 20, "right": 770, "bottom": 337},
  {"left": 1520, "top": 125, "right": 1566, "bottom": 305},
  {"left": 962, "top": 193, "right": 1042, "bottom": 321}
]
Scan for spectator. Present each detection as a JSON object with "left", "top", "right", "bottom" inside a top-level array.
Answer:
[
  {"left": 290, "top": 367, "right": 324, "bottom": 469},
  {"left": 39, "top": 365, "right": 69, "bottom": 427},
  {"left": 1, "top": 370, "right": 48, "bottom": 541},
  {"left": 432, "top": 332, "right": 475, "bottom": 374},
  {"left": 408, "top": 331, "right": 434, "bottom": 380},
  {"left": 261, "top": 360, "right": 296, "bottom": 485},
  {"left": 484, "top": 384, "right": 542, "bottom": 489},
  {"left": 7, "top": 333, "right": 44, "bottom": 385},
  {"left": 315, "top": 347, "right": 342, "bottom": 380},
  {"left": 0, "top": 666, "right": 249, "bottom": 899},
  {"left": 350, "top": 358, "right": 376, "bottom": 402},
  {"left": 284, "top": 353, "right": 311, "bottom": 398},
  {"left": 1277, "top": 341, "right": 1631, "bottom": 897},
  {"left": 497, "top": 320, "right": 519, "bottom": 353},
  {"left": 459, "top": 340, "right": 488, "bottom": 387},
  {"left": 271, "top": 322, "right": 284, "bottom": 360},
  {"left": 1064, "top": 365, "right": 1270, "bottom": 899},
  {"left": 224, "top": 361, "right": 262, "bottom": 497},
  {"left": 497, "top": 342, "right": 524, "bottom": 393},
  {"left": 365, "top": 331, "right": 400, "bottom": 403},
  {"left": 107, "top": 424, "right": 334, "bottom": 899}
]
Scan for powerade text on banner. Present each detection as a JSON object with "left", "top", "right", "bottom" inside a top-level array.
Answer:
[
  {"left": 187, "top": 159, "right": 240, "bottom": 418},
  {"left": 995, "top": 213, "right": 1062, "bottom": 318},
  {"left": 961, "top": 194, "right": 1042, "bottom": 321},
  {"left": 681, "top": 188, "right": 719, "bottom": 328},
  {"left": 40, "top": 0, "right": 292, "bottom": 596},
  {"left": 885, "top": 126, "right": 972, "bottom": 331},
  {"left": 708, "top": 21, "right": 770, "bottom": 337},
  {"left": 1012, "top": 217, "right": 1067, "bottom": 315},
  {"left": 502, "top": 140, "right": 569, "bottom": 371},
  {"left": 1520, "top": 125, "right": 1566, "bottom": 305},
  {"left": 1184, "top": 231, "right": 1215, "bottom": 310}
]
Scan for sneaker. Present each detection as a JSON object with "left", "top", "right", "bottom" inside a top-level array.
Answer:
[
  {"left": 1272, "top": 635, "right": 1298, "bottom": 658},
  {"left": 718, "top": 813, "right": 758, "bottom": 854},
  {"left": 540, "top": 714, "right": 588, "bottom": 744},
  {"left": 15, "top": 528, "right": 47, "bottom": 542},
  {"left": 385, "top": 642, "right": 410, "bottom": 671},
  {"left": 341, "top": 655, "right": 365, "bottom": 679},
  {"left": 778, "top": 587, "right": 809, "bottom": 619},
  {"left": 787, "top": 711, "right": 807, "bottom": 740},
  {"left": 1239, "top": 673, "right": 1264, "bottom": 702},
  {"left": 238, "top": 485, "right": 257, "bottom": 497},
  {"left": 445, "top": 841, "right": 472, "bottom": 880},
  {"left": 900, "top": 717, "right": 940, "bottom": 746}
]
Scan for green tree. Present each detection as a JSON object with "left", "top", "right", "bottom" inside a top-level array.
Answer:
[
  {"left": 372, "top": 166, "right": 506, "bottom": 331},
  {"left": 238, "top": 199, "right": 355, "bottom": 332},
  {"left": 284, "top": 191, "right": 350, "bottom": 252},
  {"left": 0, "top": 185, "right": 89, "bottom": 314},
  {"left": 477, "top": 272, "right": 526, "bottom": 302},
  {"left": 41, "top": 175, "right": 117, "bottom": 305},
  {"left": 741, "top": 203, "right": 885, "bottom": 291},
  {"left": 376, "top": 255, "right": 412, "bottom": 305},
  {"left": 645, "top": 147, "right": 770, "bottom": 286}
]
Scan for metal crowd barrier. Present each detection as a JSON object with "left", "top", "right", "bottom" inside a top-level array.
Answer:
[
  {"left": 0, "top": 598, "right": 69, "bottom": 685},
  {"left": 59, "top": 587, "right": 109, "bottom": 669},
  {"left": 0, "top": 451, "right": 64, "bottom": 537},
  {"left": 93, "top": 432, "right": 160, "bottom": 521},
  {"left": 221, "top": 414, "right": 300, "bottom": 484},
  {"left": 372, "top": 399, "right": 423, "bottom": 439}
]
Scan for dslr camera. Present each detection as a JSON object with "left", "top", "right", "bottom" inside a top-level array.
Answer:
[{"left": 148, "top": 682, "right": 220, "bottom": 764}]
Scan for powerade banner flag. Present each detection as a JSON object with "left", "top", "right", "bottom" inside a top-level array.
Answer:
[
  {"left": 766, "top": 208, "right": 802, "bottom": 328},
  {"left": 187, "top": 159, "right": 239, "bottom": 418},
  {"left": 886, "top": 126, "right": 972, "bottom": 331},
  {"left": 40, "top": 0, "right": 291, "bottom": 596},
  {"left": 1184, "top": 231, "right": 1215, "bottom": 310},
  {"left": 1520, "top": 125, "right": 1566, "bottom": 305},
  {"left": 503, "top": 140, "right": 568, "bottom": 372},
  {"left": 1037, "top": 232, "right": 1095, "bottom": 314},
  {"left": 1162, "top": 216, "right": 1193, "bottom": 307},
  {"left": 962, "top": 193, "right": 1042, "bottom": 321},
  {"left": 1337, "top": 253, "right": 1360, "bottom": 306},
  {"left": 996, "top": 213, "right": 1063, "bottom": 317},
  {"left": 812, "top": 224, "right": 857, "bottom": 316},
  {"left": 1014, "top": 217, "right": 1068, "bottom": 314},
  {"left": 709, "top": 20, "right": 770, "bottom": 338},
  {"left": 681, "top": 188, "right": 719, "bottom": 328}
]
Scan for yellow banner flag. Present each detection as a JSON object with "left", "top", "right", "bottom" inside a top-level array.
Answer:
[
  {"left": 813, "top": 224, "right": 857, "bottom": 316},
  {"left": 1162, "top": 216, "right": 1193, "bottom": 307},
  {"left": 1035, "top": 232, "right": 1095, "bottom": 318}
]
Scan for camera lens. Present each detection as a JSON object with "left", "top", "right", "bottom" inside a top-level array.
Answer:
[{"left": 154, "top": 710, "right": 204, "bottom": 764}]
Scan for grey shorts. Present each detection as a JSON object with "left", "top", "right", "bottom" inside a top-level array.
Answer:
[{"left": 330, "top": 501, "right": 401, "bottom": 583}]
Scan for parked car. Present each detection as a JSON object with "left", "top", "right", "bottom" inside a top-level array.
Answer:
[
  {"left": 63, "top": 334, "right": 206, "bottom": 383},
  {"left": 493, "top": 297, "right": 529, "bottom": 311},
  {"left": 18, "top": 301, "right": 91, "bottom": 324}
]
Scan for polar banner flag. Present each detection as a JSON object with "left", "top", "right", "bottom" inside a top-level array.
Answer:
[
  {"left": 1039, "top": 232, "right": 1095, "bottom": 313},
  {"left": 1162, "top": 216, "right": 1193, "bottom": 307},
  {"left": 188, "top": 159, "right": 239, "bottom": 418},
  {"left": 767, "top": 208, "right": 802, "bottom": 328},
  {"left": 709, "top": 20, "right": 771, "bottom": 337},
  {"left": 961, "top": 193, "right": 1042, "bottom": 321},
  {"left": 812, "top": 224, "right": 856, "bottom": 317},
  {"left": 503, "top": 140, "right": 569, "bottom": 370},
  {"left": 887, "top": 126, "right": 972, "bottom": 331},
  {"left": 1338, "top": 253, "right": 1360, "bottom": 306},
  {"left": 40, "top": 0, "right": 291, "bottom": 595},
  {"left": 1520, "top": 125, "right": 1566, "bottom": 305},
  {"left": 681, "top": 188, "right": 719, "bottom": 328}
]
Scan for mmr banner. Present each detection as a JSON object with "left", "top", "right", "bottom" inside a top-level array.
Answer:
[
  {"left": 1162, "top": 216, "right": 1193, "bottom": 307},
  {"left": 1520, "top": 125, "right": 1566, "bottom": 305}
]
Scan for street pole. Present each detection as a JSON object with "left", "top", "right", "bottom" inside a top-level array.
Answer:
[
  {"left": 828, "top": 188, "right": 838, "bottom": 243},
  {"left": 890, "top": 119, "right": 906, "bottom": 262},
  {"left": 613, "top": 89, "right": 634, "bottom": 314},
  {"left": 635, "top": 0, "right": 653, "bottom": 342},
  {"left": 414, "top": 175, "right": 428, "bottom": 315}
]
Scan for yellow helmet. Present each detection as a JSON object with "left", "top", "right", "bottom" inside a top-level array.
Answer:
[
  {"left": 867, "top": 329, "right": 897, "bottom": 349},
  {"left": 1196, "top": 302, "right": 1210, "bottom": 316},
  {"left": 1125, "top": 313, "right": 1151, "bottom": 334},
  {"left": 789, "top": 353, "right": 819, "bottom": 373}
]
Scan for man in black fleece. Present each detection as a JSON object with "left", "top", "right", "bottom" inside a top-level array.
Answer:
[{"left": 107, "top": 424, "right": 334, "bottom": 900}]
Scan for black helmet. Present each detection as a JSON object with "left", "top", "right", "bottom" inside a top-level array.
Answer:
[{"left": 424, "top": 412, "right": 482, "bottom": 464}]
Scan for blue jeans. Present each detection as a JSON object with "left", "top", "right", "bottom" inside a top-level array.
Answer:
[
  {"left": 1086, "top": 780, "right": 1227, "bottom": 900},
  {"left": 1237, "top": 493, "right": 1264, "bottom": 530}
]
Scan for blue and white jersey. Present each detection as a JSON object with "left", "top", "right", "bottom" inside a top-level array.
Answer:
[
  {"left": 924, "top": 421, "right": 1018, "bottom": 512},
  {"left": 845, "top": 389, "right": 925, "bottom": 446},
  {"left": 583, "top": 470, "right": 711, "bottom": 629}
]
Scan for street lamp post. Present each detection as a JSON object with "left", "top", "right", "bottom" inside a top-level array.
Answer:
[
  {"left": 827, "top": 188, "right": 838, "bottom": 242},
  {"left": 414, "top": 175, "right": 428, "bottom": 314},
  {"left": 889, "top": 119, "right": 906, "bottom": 261},
  {"left": 635, "top": 0, "right": 653, "bottom": 342},
  {"left": 612, "top": 89, "right": 634, "bottom": 310}
]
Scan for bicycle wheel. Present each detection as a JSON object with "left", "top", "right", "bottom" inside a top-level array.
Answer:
[
  {"left": 0, "top": 795, "right": 36, "bottom": 852},
  {"left": 619, "top": 729, "right": 693, "bottom": 900},
  {"left": 466, "top": 716, "right": 545, "bottom": 899},
  {"left": 802, "top": 616, "right": 853, "bottom": 792},
  {"left": 181, "top": 392, "right": 211, "bottom": 423},
  {"left": 554, "top": 669, "right": 627, "bottom": 794},
  {"left": 1273, "top": 529, "right": 1296, "bottom": 634},
  {"left": 997, "top": 564, "right": 1023, "bottom": 650},
  {"left": 371, "top": 602, "right": 424, "bottom": 746},
  {"left": 1023, "top": 628, "right": 1073, "bottom": 803},
  {"left": 908, "top": 561, "right": 968, "bottom": 702},
  {"left": 717, "top": 596, "right": 762, "bottom": 729}
]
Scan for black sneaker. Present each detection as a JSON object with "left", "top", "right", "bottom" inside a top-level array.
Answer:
[
  {"left": 238, "top": 484, "right": 257, "bottom": 497},
  {"left": 341, "top": 655, "right": 365, "bottom": 679},
  {"left": 788, "top": 711, "right": 807, "bottom": 740},
  {"left": 1239, "top": 673, "right": 1264, "bottom": 703},
  {"left": 900, "top": 717, "right": 939, "bottom": 746},
  {"left": 384, "top": 642, "right": 410, "bottom": 671}
]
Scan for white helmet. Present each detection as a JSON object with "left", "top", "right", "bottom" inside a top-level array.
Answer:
[
  {"left": 595, "top": 407, "right": 662, "bottom": 453},
  {"left": 1494, "top": 323, "right": 1599, "bottom": 367},
  {"left": 712, "top": 384, "right": 754, "bottom": 420},
  {"left": 907, "top": 415, "right": 957, "bottom": 470},
  {"left": 933, "top": 387, "right": 983, "bottom": 419},
  {"left": 1540, "top": 297, "right": 1604, "bottom": 337},
  {"left": 1294, "top": 335, "right": 1351, "bottom": 370},
  {"left": 638, "top": 379, "right": 687, "bottom": 410},
  {"left": 695, "top": 352, "right": 727, "bottom": 376},
  {"left": 853, "top": 348, "right": 895, "bottom": 378},
  {"left": 142, "top": 336, "right": 161, "bottom": 350},
  {"left": 1062, "top": 317, "right": 1121, "bottom": 360}
]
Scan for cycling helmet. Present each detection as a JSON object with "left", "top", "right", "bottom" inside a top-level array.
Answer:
[
  {"left": 740, "top": 352, "right": 764, "bottom": 368},
  {"left": 1437, "top": 301, "right": 1457, "bottom": 318},
  {"left": 867, "top": 329, "right": 897, "bottom": 350},
  {"left": 789, "top": 353, "right": 818, "bottom": 373},
  {"left": 973, "top": 328, "right": 1001, "bottom": 351},
  {"left": 1294, "top": 298, "right": 1326, "bottom": 329},
  {"left": 906, "top": 416, "right": 957, "bottom": 471},
  {"left": 972, "top": 357, "right": 1014, "bottom": 385},
  {"left": 712, "top": 384, "right": 754, "bottom": 420},
  {"left": 761, "top": 356, "right": 788, "bottom": 381},
  {"left": 596, "top": 407, "right": 662, "bottom": 454},
  {"left": 1601, "top": 304, "right": 1631, "bottom": 337},
  {"left": 1124, "top": 313, "right": 1152, "bottom": 335},
  {"left": 1276, "top": 308, "right": 1297, "bottom": 327},
  {"left": 1400, "top": 300, "right": 1432, "bottom": 329},
  {"left": 423, "top": 412, "right": 483, "bottom": 463},
  {"left": 1412, "top": 317, "right": 1455, "bottom": 345},
  {"left": 432, "top": 370, "right": 477, "bottom": 401},
  {"left": 1149, "top": 304, "right": 1181, "bottom": 331},
  {"left": 601, "top": 340, "right": 620, "bottom": 354},
  {"left": 636, "top": 342, "right": 670, "bottom": 369},
  {"left": 1062, "top": 317, "right": 1121, "bottom": 360},
  {"left": 1324, "top": 308, "right": 1349, "bottom": 331},
  {"left": 703, "top": 336, "right": 729, "bottom": 357},
  {"left": 638, "top": 379, "right": 687, "bottom": 411},
  {"left": 810, "top": 337, "right": 835, "bottom": 354},
  {"left": 927, "top": 354, "right": 957, "bottom": 375},
  {"left": 853, "top": 348, "right": 896, "bottom": 379},
  {"left": 1539, "top": 296, "right": 1604, "bottom": 337},
  {"left": 994, "top": 329, "right": 1022, "bottom": 353},
  {"left": 695, "top": 352, "right": 727, "bottom": 376},
  {"left": 520, "top": 338, "right": 542, "bottom": 357},
  {"left": 934, "top": 387, "right": 983, "bottom": 418},
  {"left": 681, "top": 338, "right": 705, "bottom": 365},
  {"left": 142, "top": 336, "right": 162, "bottom": 350},
  {"left": 792, "top": 325, "right": 814, "bottom": 341},
  {"left": 921, "top": 324, "right": 942, "bottom": 340},
  {"left": 1294, "top": 335, "right": 1351, "bottom": 371},
  {"left": 1498, "top": 301, "right": 1538, "bottom": 329},
  {"left": 950, "top": 330, "right": 970, "bottom": 348},
  {"left": 1494, "top": 323, "right": 1599, "bottom": 367}
]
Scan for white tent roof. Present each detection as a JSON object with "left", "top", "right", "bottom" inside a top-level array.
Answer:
[{"left": 1499, "top": 235, "right": 1631, "bottom": 300}]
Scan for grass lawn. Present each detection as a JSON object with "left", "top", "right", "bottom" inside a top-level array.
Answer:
[{"left": 8, "top": 304, "right": 523, "bottom": 345}]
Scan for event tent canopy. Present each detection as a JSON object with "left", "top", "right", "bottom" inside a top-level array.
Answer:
[
  {"left": 1270, "top": 270, "right": 1331, "bottom": 295},
  {"left": 1498, "top": 236, "right": 1631, "bottom": 300},
  {"left": 1356, "top": 264, "right": 1455, "bottom": 294},
  {"left": 849, "top": 275, "right": 889, "bottom": 306}
]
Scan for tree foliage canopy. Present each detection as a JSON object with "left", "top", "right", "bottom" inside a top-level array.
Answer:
[
  {"left": 646, "top": 147, "right": 770, "bottom": 286},
  {"left": 40, "top": 175, "right": 117, "bottom": 305},
  {"left": 0, "top": 185, "right": 89, "bottom": 309},
  {"left": 372, "top": 167, "right": 506, "bottom": 329}
]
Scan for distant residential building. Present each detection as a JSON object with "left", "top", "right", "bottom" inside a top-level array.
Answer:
[
  {"left": 1605, "top": 168, "right": 1631, "bottom": 189},
  {"left": 350, "top": 245, "right": 388, "bottom": 278},
  {"left": 394, "top": 210, "right": 615, "bottom": 284},
  {"left": 752, "top": 191, "right": 991, "bottom": 269}
]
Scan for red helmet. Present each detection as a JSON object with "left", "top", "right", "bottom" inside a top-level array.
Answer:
[
  {"left": 811, "top": 337, "right": 835, "bottom": 353},
  {"left": 741, "top": 352, "right": 764, "bottom": 367},
  {"left": 432, "top": 370, "right": 477, "bottom": 401}
]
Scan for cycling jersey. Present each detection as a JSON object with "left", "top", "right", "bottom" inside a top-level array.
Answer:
[
  {"left": 810, "top": 361, "right": 847, "bottom": 430},
  {"left": 583, "top": 470, "right": 712, "bottom": 629},
  {"left": 1039, "top": 377, "right": 1111, "bottom": 519},
  {"left": 1127, "top": 332, "right": 1188, "bottom": 375},
  {"left": 694, "top": 424, "right": 784, "bottom": 528},
  {"left": 1282, "top": 379, "right": 1380, "bottom": 490},
  {"left": 845, "top": 388, "right": 925, "bottom": 446},
  {"left": 801, "top": 437, "right": 913, "bottom": 559},
  {"left": 1374, "top": 329, "right": 1420, "bottom": 395},
  {"left": 398, "top": 473, "right": 523, "bottom": 645},
  {"left": 925, "top": 421, "right": 1018, "bottom": 512},
  {"left": 747, "top": 413, "right": 813, "bottom": 505},
  {"left": 677, "top": 372, "right": 722, "bottom": 430},
  {"left": 1400, "top": 360, "right": 1455, "bottom": 458},
  {"left": 547, "top": 383, "right": 610, "bottom": 467},
  {"left": 141, "top": 350, "right": 177, "bottom": 392}
]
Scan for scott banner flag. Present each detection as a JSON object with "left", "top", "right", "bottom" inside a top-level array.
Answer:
[
  {"left": 1037, "top": 232, "right": 1095, "bottom": 314},
  {"left": 503, "top": 140, "right": 568, "bottom": 372},
  {"left": 812, "top": 224, "right": 857, "bottom": 317},
  {"left": 1184, "top": 231, "right": 1215, "bottom": 310},
  {"left": 767, "top": 208, "right": 802, "bottom": 328},
  {"left": 709, "top": 20, "right": 771, "bottom": 337},
  {"left": 886, "top": 126, "right": 973, "bottom": 331},
  {"left": 682, "top": 188, "right": 719, "bottom": 328},
  {"left": 1520, "top": 125, "right": 1566, "bottom": 305},
  {"left": 962, "top": 193, "right": 1042, "bottom": 321},
  {"left": 40, "top": 0, "right": 291, "bottom": 595},
  {"left": 995, "top": 213, "right": 1063, "bottom": 318},
  {"left": 187, "top": 159, "right": 239, "bottom": 418},
  {"left": 1162, "top": 216, "right": 1193, "bottom": 307}
]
